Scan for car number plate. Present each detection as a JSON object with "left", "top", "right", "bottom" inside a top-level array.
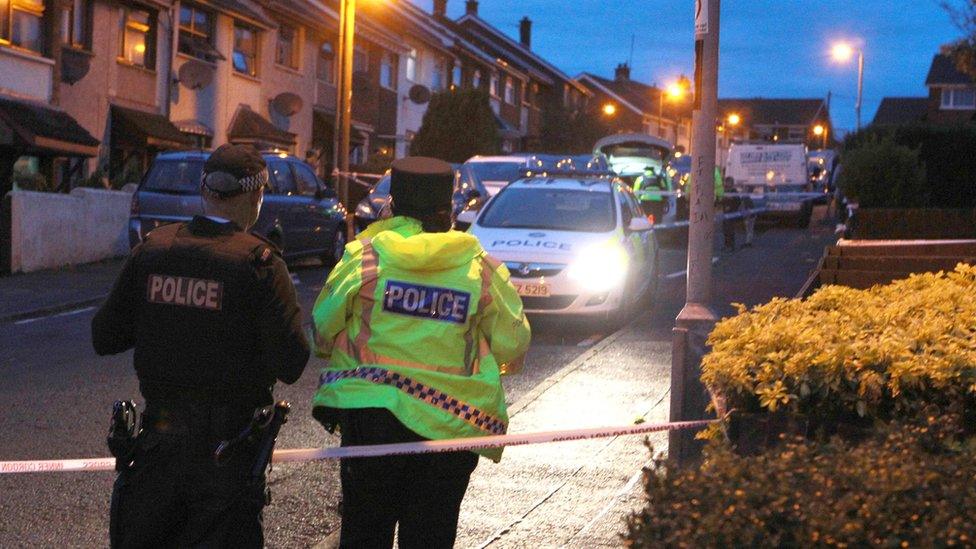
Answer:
[
  {"left": 515, "top": 283, "right": 550, "bottom": 297},
  {"left": 767, "top": 201, "right": 802, "bottom": 211}
]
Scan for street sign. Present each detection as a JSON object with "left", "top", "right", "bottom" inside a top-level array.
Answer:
[{"left": 695, "top": 0, "right": 709, "bottom": 36}]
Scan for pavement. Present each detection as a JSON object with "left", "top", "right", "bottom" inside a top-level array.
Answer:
[
  {"left": 0, "top": 259, "right": 123, "bottom": 323},
  {"left": 0, "top": 208, "right": 837, "bottom": 547}
]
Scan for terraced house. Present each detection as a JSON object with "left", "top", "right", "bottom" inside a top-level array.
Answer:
[{"left": 1, "top": 0, "right": 611, "bottom": 194}]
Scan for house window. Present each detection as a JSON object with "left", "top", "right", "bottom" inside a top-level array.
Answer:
[
  {"left": 941, "top": 88, "right": 976, "bottom": 110},
  {"left": 431, "top": 58, "right": 445, "bottom": 91},
  {"left": 472, "top": 69, "right": 481, "bottom": 89},
  {"left": 275, "top": 23, "right": 299, "bottom": 69},
  {"left": 61, "top": 0, "right": 91, "bottom": 49},
  {"left": 233, "top": 23, "right": 259, "bottom": 76},
  {"left": 1, "top": 0, "right": 45, "bottom": 54},
  {"left": 504, "top": 76, "right": 515, "bottom": 104},
  {"left": 379, "top": 51, "right": 396, "bottom": 90},
  {"left": 353, "top": 45, "right": 367, "bottom": 74},
  {"left": 317, "top": 41, "right": 334, "bottom": 83},
  {"left": 451, "top": 63, "right": 461, "bottom": 89},
  {"left": 119, "top": 7, "right": 155, "bottom": 69},
  {"left": 490, "top": 73, "right": 499, "bottom": 97},
  {"left": 178, "top": 4, "right": 215, "bottom": 60},
  {"left": 406, "top": 47, "right": 418, "bottom": 81}
]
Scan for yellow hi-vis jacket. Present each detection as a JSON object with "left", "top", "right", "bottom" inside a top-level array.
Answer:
[{"left": 311, "top": 216, "right": 531, "bottom": 461}]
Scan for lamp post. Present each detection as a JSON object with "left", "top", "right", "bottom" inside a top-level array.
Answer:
[
  {"left": 669, "top": 0, "right": 721, "bottom": 466},
  {"left": 831, "top": 42, "right": 864, "bottom": 131},
  {"left": 335, "top": 0, "right": 357, "bottom": 236}
]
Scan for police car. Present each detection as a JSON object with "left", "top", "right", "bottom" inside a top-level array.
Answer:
[{"left": 469, "top": 174, "right": 658, "bottom": 320}]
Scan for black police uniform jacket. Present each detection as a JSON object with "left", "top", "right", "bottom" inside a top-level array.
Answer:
[{"left": 92, "top": 216, "right": 309, "bottom": 412}]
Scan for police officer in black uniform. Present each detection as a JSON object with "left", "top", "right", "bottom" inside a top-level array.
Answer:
[{"left": 92, "top": 144, "right": 310, "bottom": 548}]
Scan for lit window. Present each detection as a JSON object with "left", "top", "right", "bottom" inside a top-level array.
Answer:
[
  {"left": 119, "top": 7, "right": 155, "bottom": 69},
  {"left": 317, "top": 41, "right": 335, "bottom": 83},
  {"left": 504, "top": 77, "right": 515, "bottom": 104},
  {"left": 353, "top": 45, "right": 368, "bottom": 74},
  {"left": 276, "top": 23, "right": 299, "bottom": 69},
  {"left": 490, "top": 73, "right": 499, "bottom": 97},
  {"left": 380, "top": 51, "right": 397, "bottom": 89},
  {"left": 406, "top": 47, "right": 418, "bottom": 81},
  {"left": 233, "top": 23, "right": 259, "bottom": 76},
  {"left": 61, "top": 0, "right": 90, "bottom": 49},
  {"left": 1, "top": 0, "right": 45, "bottom": 54},
  {"left": 472, "top": 70, "right": 481, "bottom": 89},
  {"left": 941, "top": 88, "right": 976, "bottom": 110},
  {"left": 178, "top": 4, "right": 217, "bottom": 61}
]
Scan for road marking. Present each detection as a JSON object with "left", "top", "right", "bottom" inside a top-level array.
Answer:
[
  {"left": 14, "top": 306, "right": 96, "bottom": 325},
  {"left": 576, "top": 333, "right": 605, "bottom": 347}
]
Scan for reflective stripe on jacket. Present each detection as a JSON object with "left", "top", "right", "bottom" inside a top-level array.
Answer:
[{"left": 311, "top": 218, "right": 531, "bottom": 461}]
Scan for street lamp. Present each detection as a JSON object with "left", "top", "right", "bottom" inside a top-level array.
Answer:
[
  {"left": 831, "top": 41, "right": 864, "bottom": 131},
  {"left": 726, "top": 113, "right": 740, "bottom": 127},
  {"left": 602, "top": 103, "right": 617, "bottom": 116},
  {"left": 659, "top": 82, "right": 686, "bottom": 144},
  {"left": 813, "top": 123, "right": 827, "bottom": 149}
]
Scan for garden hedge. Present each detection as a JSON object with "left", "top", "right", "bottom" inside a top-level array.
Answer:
[{"left": 843, "top": 124, "right": 976, "bottom": 208}]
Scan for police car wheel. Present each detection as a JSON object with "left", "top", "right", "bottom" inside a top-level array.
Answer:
[{"left": 324, "top": 227, "right": 347, "bottom": 267}]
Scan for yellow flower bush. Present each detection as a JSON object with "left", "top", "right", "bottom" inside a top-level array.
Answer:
[{"left": 702, "top": 263, "right": 976, "bottom": 423}]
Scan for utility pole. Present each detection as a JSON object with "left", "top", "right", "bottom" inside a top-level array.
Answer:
[
  {"left": 334, "top": 0, "right": 356, "bottom": 233},
  {"left": 669, "top": 0, "right": 720, "bottom": 466},
  {"left": 855, "top": 50, "right": 864, "bottom": 131}
]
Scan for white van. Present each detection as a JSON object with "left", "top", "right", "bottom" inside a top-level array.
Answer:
[
  {"left": 726, "top": 142, "right": 817, "bottom": 228},
  {"left": 726, "top": 143, "right": 808, "bottom": 192}
]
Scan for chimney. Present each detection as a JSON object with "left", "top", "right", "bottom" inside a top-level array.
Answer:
[
  {"left": 519, "top": 17, "right": 532, "bottom": 49},
  {"left": 433, "top": 0, "right": 447, "bottom": 17},
  {"left": 615, "top": 62, "right": 631, "bottom": 82},
  {"left": 465, "top": 0, "right": 478, "bottom": 16}
]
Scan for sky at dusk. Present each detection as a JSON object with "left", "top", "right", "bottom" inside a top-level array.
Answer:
[{"left": 411, "top": 0, "right": 965, "bottom": 133}]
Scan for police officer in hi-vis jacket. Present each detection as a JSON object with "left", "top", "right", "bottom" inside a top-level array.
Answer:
[
  {"left": 312, "top": 156, "right": 531, "bottom": 548},
  {"left": 92, "top": 144, "right": 309, "bottom": 548}
]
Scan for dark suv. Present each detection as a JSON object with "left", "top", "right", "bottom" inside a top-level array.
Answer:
[{"left": 129, "top": 151, "right": 348, "bottom": 265}]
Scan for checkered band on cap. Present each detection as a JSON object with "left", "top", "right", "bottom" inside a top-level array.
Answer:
[{"left": 200, "top": 168, "right": 269, "bottom": 197}]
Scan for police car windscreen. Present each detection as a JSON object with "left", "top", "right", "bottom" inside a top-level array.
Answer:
[
  {"left": 141, "top": 160, "right": 205, "bottom": 194},
  {"left": 479, "top": 189, "right": 615, "bottom": 232},
  {"left": 467, "top": 162, "right": 524, "bottom": 183}
]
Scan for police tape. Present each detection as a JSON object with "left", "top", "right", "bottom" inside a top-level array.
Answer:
[{"left": 0, "top": 419, "right": 715, "bottom": 474}]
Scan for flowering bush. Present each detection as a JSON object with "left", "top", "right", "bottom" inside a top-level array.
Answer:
[
  {"left": 701, "top": 264, "right": 976, "bottom": 426},
  {"left": 624, "top": 419, "right": 976, "bottom": 547}
]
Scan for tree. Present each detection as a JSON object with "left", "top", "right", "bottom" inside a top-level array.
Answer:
[
  {"left": 537, "top": 103, "right": 611, "bottom": 154},
  {"left": 838, "top": 136, "right": 927, "bottom": 208},
  {"left": 410, "top": 89, "right": 500, "bottom": 162},
  {"left": 941, "top": 1, "right": 976, "bottom": 79}
]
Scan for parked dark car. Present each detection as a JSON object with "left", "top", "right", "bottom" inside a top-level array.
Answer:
[
  {"left": 353, "top": 167, "right": 486, "bottom": 232},
  {"left": 129, "top": 151, "right": 348, "bottom": 265}
]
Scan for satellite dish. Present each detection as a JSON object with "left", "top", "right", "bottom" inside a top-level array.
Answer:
[
  {"left": 271, "top": 92, "right": 304, "bottom": 117},
  {"left": 61, "top": 48, "right": 91, "bottom": 85},
  {"left": 408, "top": 84, "right": 431, "bottom": 105},
  {"left": 178, "top": 60, "right": 214, "bottom": 90}
]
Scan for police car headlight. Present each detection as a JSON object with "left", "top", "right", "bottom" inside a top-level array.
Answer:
[{"left": 567, "top": 244, "right": 629, "bottom": 293}]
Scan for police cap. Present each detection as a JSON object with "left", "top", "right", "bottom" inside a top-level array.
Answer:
[
  {"left": 390, "top": 156, "right": 454, "bottom": 216},
  {"left": 201, "top": 144, "right": 269, "bottom": 198}
]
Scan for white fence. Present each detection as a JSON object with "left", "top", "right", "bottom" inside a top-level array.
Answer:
[{"left": 8, "top": 188, "right": 132, "bottom": 273}]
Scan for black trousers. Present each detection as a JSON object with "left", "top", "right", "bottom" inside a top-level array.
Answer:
[
  {"left": 110, "top": 420, "right": 265, "bottom": 548},
  {"left": 338, "top": 409, "right": 479, "bottom": 549}
]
